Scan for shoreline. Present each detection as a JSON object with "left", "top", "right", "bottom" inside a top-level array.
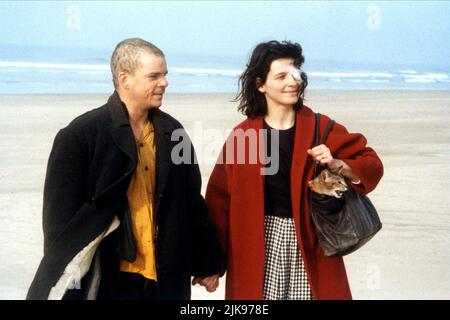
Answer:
[{"left": 0, "top": 88, "right": 449, "bottom": 96}]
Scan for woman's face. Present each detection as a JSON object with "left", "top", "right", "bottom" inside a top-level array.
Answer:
[{"left": 257, "top": 58, "right": 302, "bottom": 110}]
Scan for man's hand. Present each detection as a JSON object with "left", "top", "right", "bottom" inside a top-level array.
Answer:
[{"left": 192, "top": 274, "right": 220, "bottom": 292}]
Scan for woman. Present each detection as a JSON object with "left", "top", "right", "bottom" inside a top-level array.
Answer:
[{"left": 203, "top": 41, "right": 383, "bottom": 300}]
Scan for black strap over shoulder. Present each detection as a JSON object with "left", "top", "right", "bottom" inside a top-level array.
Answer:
[
  {"left": 313, "top": 113, "right": 335, "bottom": 178},
  {"left": 314, "top": 113, "right": 321, "bottom": 147},
  {"left": 316, "top": 113, "right": 335, "bottom": 145}
]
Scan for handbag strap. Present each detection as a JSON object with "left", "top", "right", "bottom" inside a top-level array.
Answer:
[{"left": 313, "top": 113, "right": 335, "bottom": 178}]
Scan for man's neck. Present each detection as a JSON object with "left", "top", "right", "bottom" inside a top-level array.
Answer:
[
  {"left": 127, "top": 107, "right": 149, "bottom": 127},
  {"left": 118, "top": 92, "right": 150, "bottom": 138},
  {"left": 264, "top": 104, "right": 295, "bottom": 130}
]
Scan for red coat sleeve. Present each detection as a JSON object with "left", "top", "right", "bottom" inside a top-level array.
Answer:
[
  {"left": 205, "top": 145, "right": 231, "bottom": 276},
  {"left": 324, "top": 117, "right": 384, "bottom": 195}
]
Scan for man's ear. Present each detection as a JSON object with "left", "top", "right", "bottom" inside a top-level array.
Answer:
[
  {"left": 256, "top": 77, "right": 266, "bottom": 93},
  {"left": 118, "top": 72, "right": 129, "bottom": 90}
]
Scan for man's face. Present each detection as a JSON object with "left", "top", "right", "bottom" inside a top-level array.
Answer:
[
  {"left": 257, "top": 58, "right": 302, "bottom": 109},
  {"left": 126, "top": 52, "right": 168, "bottom": 109}
]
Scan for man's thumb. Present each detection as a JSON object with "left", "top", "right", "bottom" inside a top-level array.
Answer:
[{"left": 192, "top": 277, "right": 200, "bottom": 285}]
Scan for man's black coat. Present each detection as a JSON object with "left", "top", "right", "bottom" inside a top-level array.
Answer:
[{"left": 26, "top": 92, "right": 221, "bottom": 299}]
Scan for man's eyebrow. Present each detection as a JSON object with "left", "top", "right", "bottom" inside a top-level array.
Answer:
[
  {"left": 146, "top": 71, "right": 168, "bottom": 76},
  {"left": 274, "top": 71, "right": 288, "bottom": 76}
]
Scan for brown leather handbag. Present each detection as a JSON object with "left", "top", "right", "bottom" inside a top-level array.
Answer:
[{"left": 309, "top": 113, "right": 382, "bottom": 257}]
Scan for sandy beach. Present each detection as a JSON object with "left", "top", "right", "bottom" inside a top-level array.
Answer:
[{"left": 0, "top": 90, "right": 449, "bottom": 300}]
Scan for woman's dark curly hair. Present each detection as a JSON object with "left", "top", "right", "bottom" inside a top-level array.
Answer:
[{"left": 235, "top": 40, "right": 308, "bottom": 118}]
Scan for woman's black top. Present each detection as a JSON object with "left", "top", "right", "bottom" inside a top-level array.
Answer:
[{"left": 263, "top": 119, "right": 296, "bottom": 218}]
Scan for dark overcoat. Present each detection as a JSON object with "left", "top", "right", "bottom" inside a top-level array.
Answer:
[{"left": 27, "top": 92, "right": 221, "bottom": 300}]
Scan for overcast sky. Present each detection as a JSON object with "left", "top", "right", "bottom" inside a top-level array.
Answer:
[{"left": 1, "top": 1, "right": 449, "bottom": 68}]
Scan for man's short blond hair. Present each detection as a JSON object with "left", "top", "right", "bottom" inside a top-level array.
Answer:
[{"left": 110, "top": 38, "right": 164, "bottom": 89}]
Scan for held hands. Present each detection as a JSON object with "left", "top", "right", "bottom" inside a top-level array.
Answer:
[{"left": 192, "top": 274, "right": 220, "bottom": 292}]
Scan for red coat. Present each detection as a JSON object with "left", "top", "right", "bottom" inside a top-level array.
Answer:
[{"left": 205, "top": 105, "right": 384, "bottom": 300}]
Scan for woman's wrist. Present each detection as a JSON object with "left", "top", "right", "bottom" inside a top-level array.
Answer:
[
  {"left": 328, "top": 159, "right": 361, "bottom": 184},
  {"left": 327, "top": 159, "right": 343, "bottom": 173}
]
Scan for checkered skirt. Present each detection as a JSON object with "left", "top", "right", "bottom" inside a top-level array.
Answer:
[{"left": 263, "top": 215, "right": 313, "bottom": 300}]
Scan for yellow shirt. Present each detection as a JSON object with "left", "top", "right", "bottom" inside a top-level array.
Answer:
[{"left": 120, "top": 121, "right": 157, "bottom": 280}]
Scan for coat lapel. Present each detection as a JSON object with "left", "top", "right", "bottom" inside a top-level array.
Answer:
[
  {"left": 290, "top": 107, "right": 315, "bottom": 224},
  {"left": 152, "top": 109, "right": 173, "bottom": 214},
  {"left": 108, "top": 91, "right": 138, "bottom": 170},
  {"left": 247, "top": 115, "right": 265, "bottom": 180},
  {"left": 92, "top": 92, "right": 137, "bottom": 201},
  {"left": 110, "top": 126, "right": 137, "bottom": 173}
]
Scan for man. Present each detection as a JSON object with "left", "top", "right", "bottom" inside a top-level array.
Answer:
[{"left": 26, "top": 38, "right": 221, "bottom": 300}]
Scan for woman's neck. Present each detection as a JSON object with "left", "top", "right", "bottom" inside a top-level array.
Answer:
[{"left": 264, "top": 104, "right": 296, "bottom": 130}]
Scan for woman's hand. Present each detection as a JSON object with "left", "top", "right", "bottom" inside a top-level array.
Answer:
[
  {"left": 307, "top": 145, "right": 361, "bottom": 183},
  {"left": 307, "top": 144, "right": 334, "bottom": 166}
]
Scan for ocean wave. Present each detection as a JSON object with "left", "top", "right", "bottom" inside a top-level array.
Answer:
[
  {"left": 0, "top": 60, "right": 109, "bottom": 71},
  {"left": 308, "top": 71, "right": 394, "bottom": 79},
  {"left": 404, "top": 78, "right": 437, "bottom": 83},
  {"left": 170, "top": 67, "right": 242, "bottom": 77},
  {"left": 0, "top": 59, "right": 449, "bottom": 92},
  {"left": 348, "top": 79, "right": 391, "bottom": 83},
  {"left": 401, "top": 73, "right": 448, "bottom": 83},
  {"left": 398, "top": 69, "right": 419, "bottom": 74}
]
